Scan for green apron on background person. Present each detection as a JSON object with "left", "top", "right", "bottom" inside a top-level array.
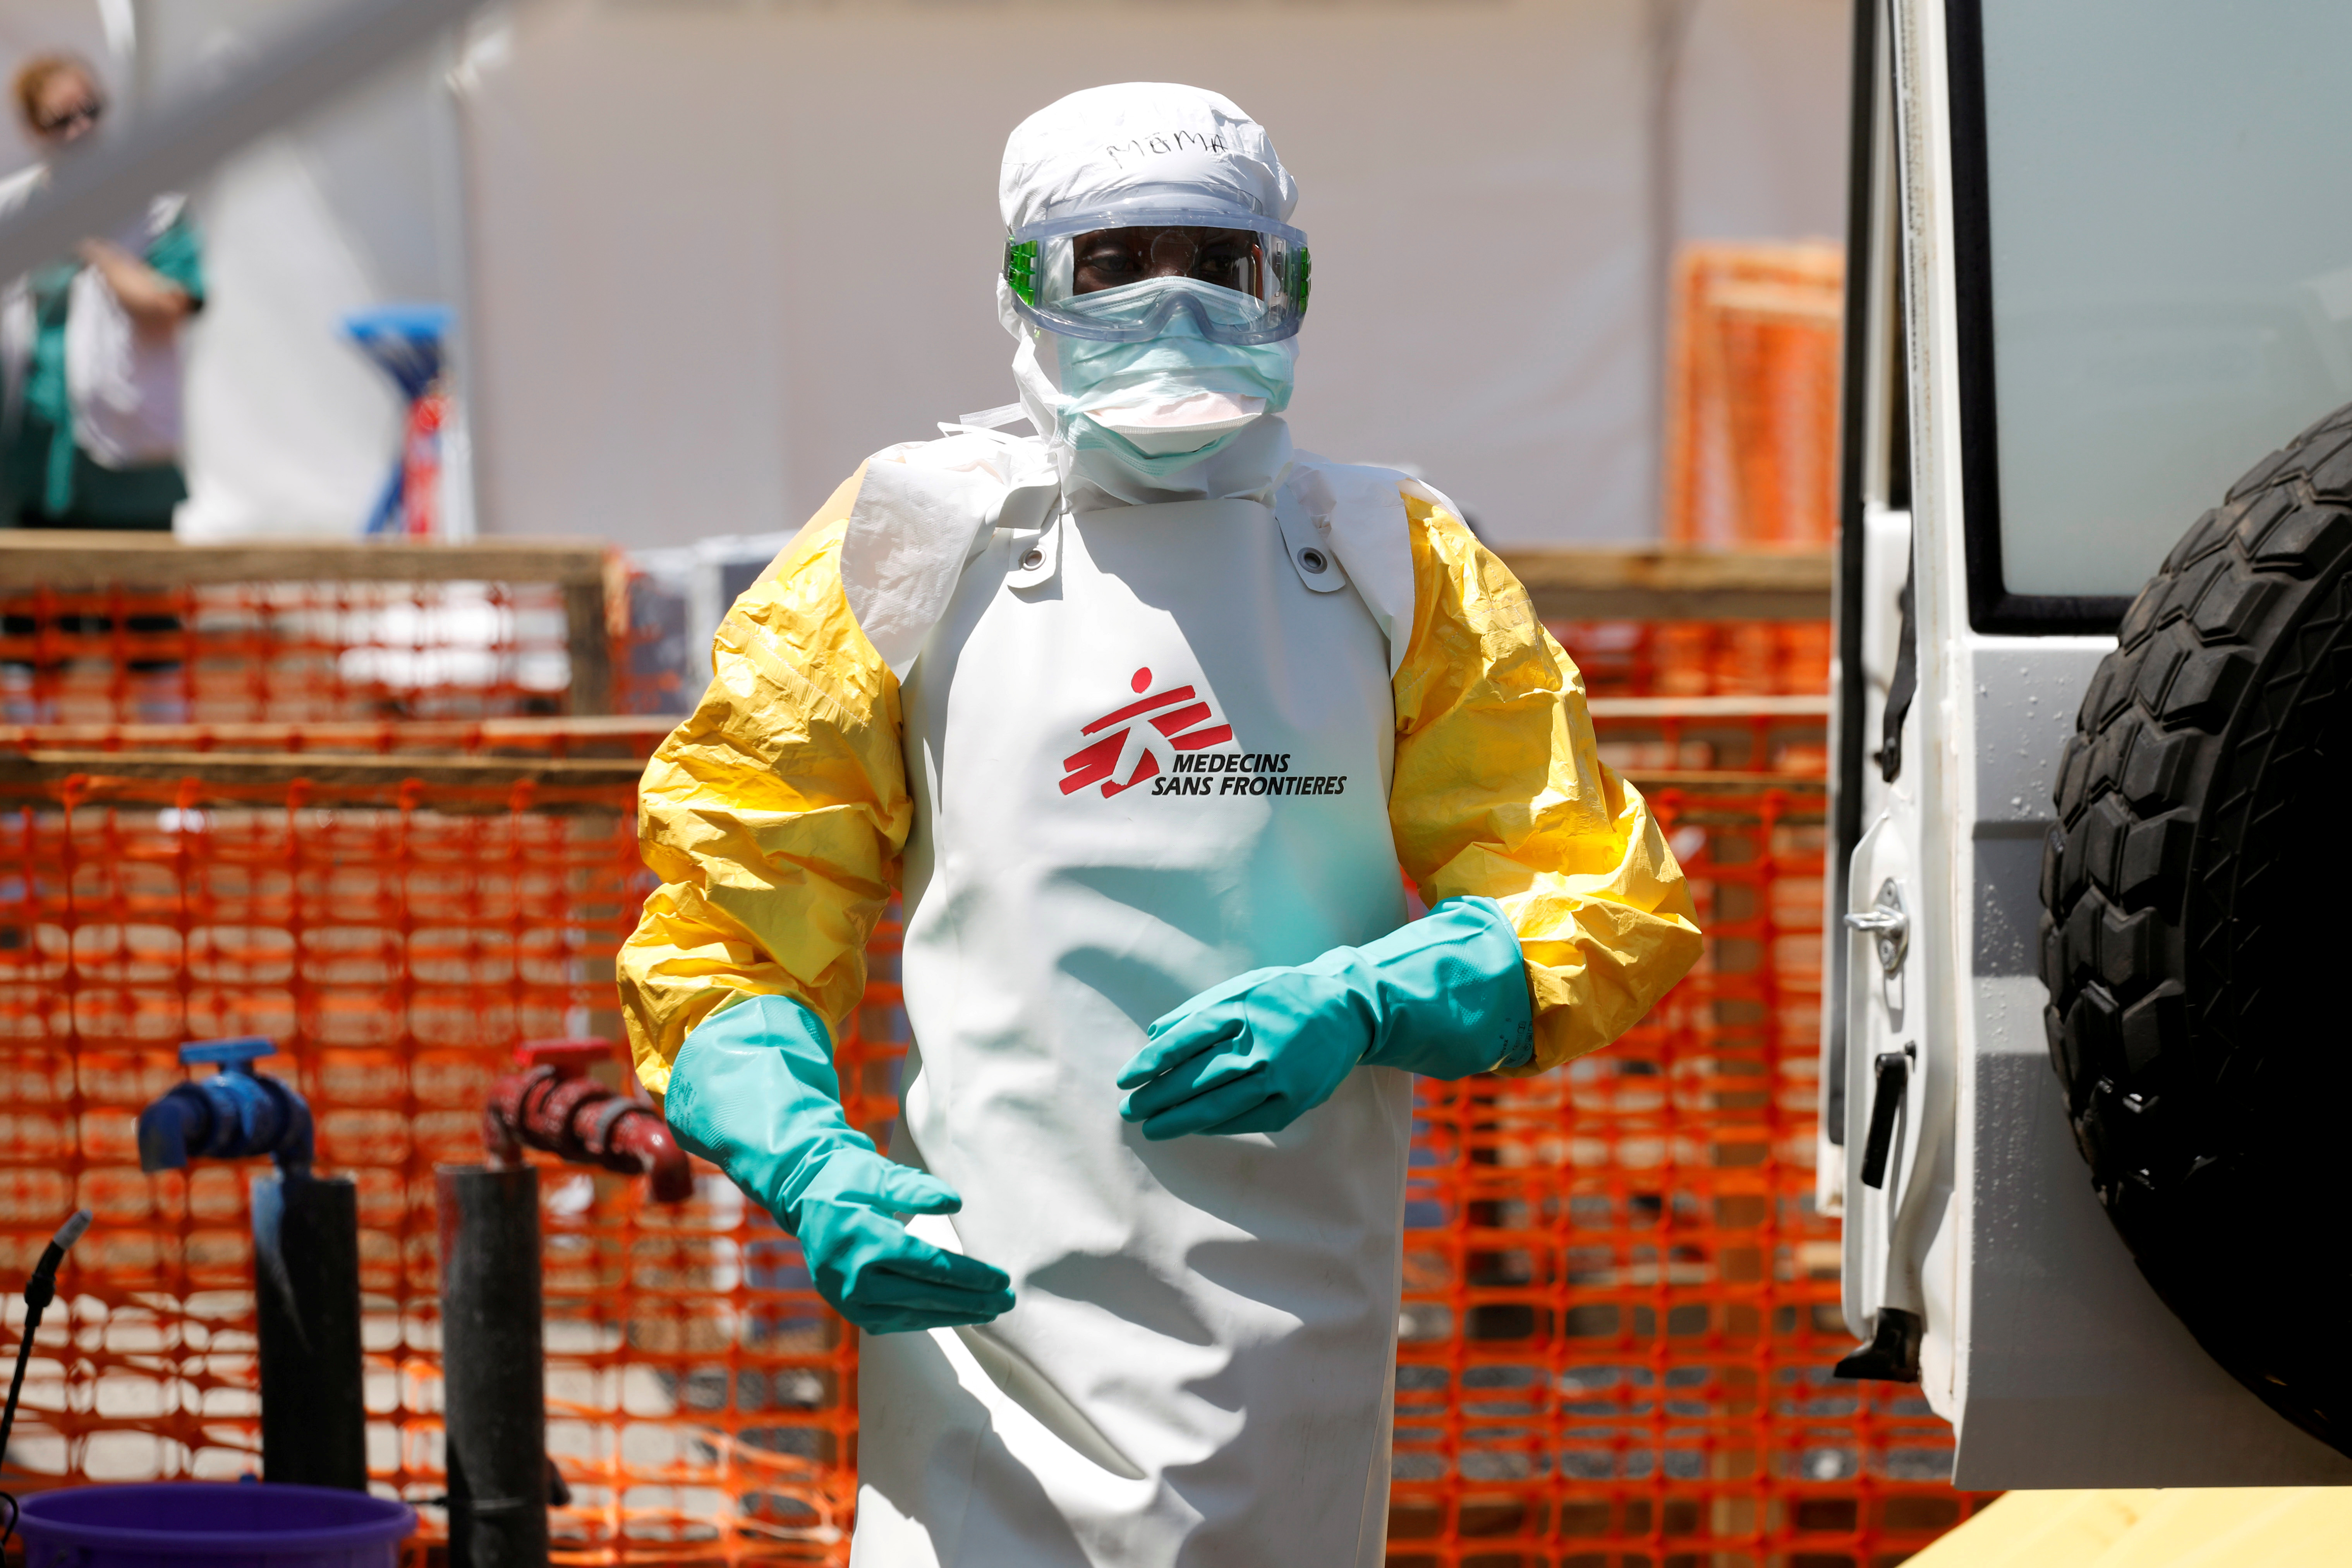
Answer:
[{"left": 1, "top": 211, "right": 203, "bottom": 531}]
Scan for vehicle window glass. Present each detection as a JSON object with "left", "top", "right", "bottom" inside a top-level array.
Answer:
[{"left": 1979, "top": 0, "right": 2352, "bottom": 597}]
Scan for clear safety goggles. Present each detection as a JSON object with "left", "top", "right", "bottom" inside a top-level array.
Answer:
[{"left": 1004, "top": 208, "right": 1311, "bottom": 345}]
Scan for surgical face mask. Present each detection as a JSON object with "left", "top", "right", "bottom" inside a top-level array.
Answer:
[{"left": 1052, "top": 278, "right": 1296, "bottom": 473}]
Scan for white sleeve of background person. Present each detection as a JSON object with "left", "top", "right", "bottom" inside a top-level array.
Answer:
[
  {"left": 176, "top": 141, "right": 402, "bottom": 539},
  {"left": 66, "top": 263, "right": 185, "bottom": 469}
]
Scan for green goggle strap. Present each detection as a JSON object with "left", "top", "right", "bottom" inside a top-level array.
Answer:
[{"left": 1005, "top": 238, "right": 1039, "bottom": 306}]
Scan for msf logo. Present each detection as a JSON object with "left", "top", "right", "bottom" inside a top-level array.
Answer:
[{"left": 1060, "top": 667, "right": 1233, "bottom": 798}]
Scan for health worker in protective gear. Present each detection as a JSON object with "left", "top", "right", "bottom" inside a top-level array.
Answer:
[{"left": 619, "top": 82, "right": 1703, "bottom": 1568}]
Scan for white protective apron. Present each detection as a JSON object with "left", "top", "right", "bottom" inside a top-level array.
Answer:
[{"left": 851, "top": 494, "right": 1413, "bottom": 1568}]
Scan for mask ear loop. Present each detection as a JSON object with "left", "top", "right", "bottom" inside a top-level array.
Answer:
[
  {"left": 999, "top": 278, "right": 1088, "bottom": 499},
  {"left": 1001, "top": 282, "right": 1070, "bottom": 430}
]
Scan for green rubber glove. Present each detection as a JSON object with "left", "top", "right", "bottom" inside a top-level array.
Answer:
[
  {"left": 1116, "top": 896, "right": 1535, "bottom": 1140},
  {"left": 664, "top": 994, "right": 1014, "bottom": 1334}
]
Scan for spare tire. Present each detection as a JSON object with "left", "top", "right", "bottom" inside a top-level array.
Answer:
[{"left": 2040, "top": 402, "right": 2352, "bottom": 1455}]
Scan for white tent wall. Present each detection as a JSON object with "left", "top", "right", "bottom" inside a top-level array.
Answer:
[
  {"left": 461, "top": 0, "right": 1850, "bottom": 550},
  {"left": 0, "top": 0, "right": 1848, "bottom": 546},
  {"left": 144, "top": 0, "right": 472, "bottom": 539},
  {"left": 1673, "top": 0, "right": 1849, "bottom": 246},
  {"left": 170, "top": 127, "right": 414, "bottom": 540}
]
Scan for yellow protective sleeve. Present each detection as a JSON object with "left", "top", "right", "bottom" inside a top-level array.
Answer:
[
  {"left": 616, "top": 468, "right": 905, "bottom": 1096},
  {"left": 620, "top": 476, "right": 1700, "bottom": 1091},
  {"left": 1389, "top": 495, "right": 1704, "bottom": 1073}
]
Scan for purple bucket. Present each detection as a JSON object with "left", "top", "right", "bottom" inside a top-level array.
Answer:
[{"left": 14, "top": 1482, "right": 414, "bottom": 1568}]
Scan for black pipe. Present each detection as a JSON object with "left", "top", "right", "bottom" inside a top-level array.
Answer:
[
  {"left": 253, "top": 1173, "right": 367, "bottom": 1491},
  {"left": 438, "top": 1165, "right": 548, "bottom": 1568}
]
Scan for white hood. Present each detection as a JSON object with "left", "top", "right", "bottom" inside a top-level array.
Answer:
[
  {"left": 996, "top": 83, "right": 1301, "bottom": 510},
  {"left": 999, "top": 82, "right": 1297, "bottom": 233}
]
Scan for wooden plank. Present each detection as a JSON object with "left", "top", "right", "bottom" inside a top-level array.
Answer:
[
  {"left": 564, "top": 577, "right": 615, "bottom": 716},
  {"left": 0, "top": 704, "right": 1822, "bottom": 745},
  {"left": 1499, "top": 546, "right": 1832, "bottom": 622},
  {"left": 0, "top": 744, "right": 1809, "bottom": 796},
  {"left": 0, "top": 532, "right": 611, "bottom": 591},
  {"left": 0, "top": 749, "right": 645, "bottom": 790},
  {"left": 0, "top": 715, "right": 676, "bottom": 751},
  {"left": 1619, "top": 769, "right": 1827, "bottom": 793},
  {"left": 1588, "top": 695, "right": 1831, "bottom": 719},
  {"left": 0, "top": 536, "right": 1826, "bottom": 623}
]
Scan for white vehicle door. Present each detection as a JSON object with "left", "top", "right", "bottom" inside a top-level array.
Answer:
[{"left": 1824, "top": 0, "right": 2352, "bottom": 1487}]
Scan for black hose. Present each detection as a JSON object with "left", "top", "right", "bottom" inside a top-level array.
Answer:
[
  {"left": 0, "top": 1297, "right": 43, "bottom": 1557},
  {"left": 1, "top": 1211, "right": 91, "bottom": 1559}
]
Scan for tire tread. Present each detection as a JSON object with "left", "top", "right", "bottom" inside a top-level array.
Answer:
[{"left": 2041, "top": 417, "right": 2352, "bottom": 1456}]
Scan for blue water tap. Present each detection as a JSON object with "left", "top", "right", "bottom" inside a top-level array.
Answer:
[{"left": 137, "top": 1038, "right": 315, "bottom": 1177}]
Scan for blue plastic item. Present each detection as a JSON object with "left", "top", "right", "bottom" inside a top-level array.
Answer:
[
  {"left": 342, "top": 304, "right": 449, "bottom": 402},
  {"left": 14, "top": 1481, "right": 413, "bottom": 1568},
  {"left": 136, "top": 1037, "right": 314, "bottom": 1176},
  {"left": 343, "top": 304, "right": 452, "bottom": 536}
]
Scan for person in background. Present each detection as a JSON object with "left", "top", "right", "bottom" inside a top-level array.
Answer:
[{"left": 0, "top": 52, "right": 203, "bottom": 531}]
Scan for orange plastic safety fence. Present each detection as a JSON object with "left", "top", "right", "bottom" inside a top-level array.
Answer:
[
  {"left": 1391, "top": 780, "right": 1953, "bottom": 1566},
  {"left": 0, "top": 768, "right": 836, "bottom": 1563},
  {"left": 0, "top": 579, "right": 593, "bottom": 725},
  {"left": 0, "top": 682, "right": 1985, "bottom": 1565},
  {"left": 1549, "top": 621, "right": 1834, "bottom": 705},
  {"left": 1661, "top": 242, "right": 1844, "bottom": 551}
]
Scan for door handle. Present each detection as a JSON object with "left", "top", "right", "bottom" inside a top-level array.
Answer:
[
  {"left": 1844, "top": 878, "right": 1909, "bottom": 975},
  {"left": 1858, "top": 1047, "right": 1913, "bottom": 1189}
]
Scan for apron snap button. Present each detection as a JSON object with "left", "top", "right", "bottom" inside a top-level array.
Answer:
[
  {"left": 1300, "top": 548, "right": 1328, "bottom": 574},
  {"left": 1021, "top": 548, "right": 1045, "bottom": 570}
]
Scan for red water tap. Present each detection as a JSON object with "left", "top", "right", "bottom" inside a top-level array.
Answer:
[{"left": 484, "top": 1039, "right": 694, "bottom": 1204}]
